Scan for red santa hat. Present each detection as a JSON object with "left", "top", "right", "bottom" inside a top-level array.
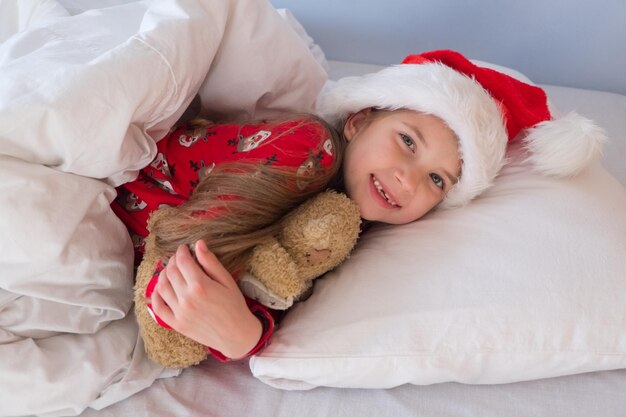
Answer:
[{"left": 317, "top": 49, "right": 606, "bottom": 208}]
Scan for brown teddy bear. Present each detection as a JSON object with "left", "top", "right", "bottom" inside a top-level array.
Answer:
[{"left": 134, "top": 191, "right": 361, "bottom": 368}]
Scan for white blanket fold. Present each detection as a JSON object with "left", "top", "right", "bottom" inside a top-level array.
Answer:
[{"left": 0, "top": 0, "right": 326, "bottom": 415}]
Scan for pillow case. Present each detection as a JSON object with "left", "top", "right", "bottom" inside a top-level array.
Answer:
[
  {"left": 249, "top": 63, "right": 626, "bottom": 388},
  {"left": 250, "top": 144, "right": 626, "bottom": 389}
]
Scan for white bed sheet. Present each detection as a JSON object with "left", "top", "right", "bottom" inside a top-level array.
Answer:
[
  {"left": 79, "top": 360, "right": 626, "bottom": 417},
  {"left": 76, "top": 61, "right": 626, "bottom": 417}
]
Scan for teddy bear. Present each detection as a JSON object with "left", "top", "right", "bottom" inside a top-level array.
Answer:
[{"left": 134, "top": 190, "right": 361, "bottom": 368}]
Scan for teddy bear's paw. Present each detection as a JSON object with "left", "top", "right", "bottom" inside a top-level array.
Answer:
[
  {"left": 238, "top": 272, "right": 296, "bottom": 310},
  {"left": 280, "top": 191, "right": 361, "bottom": 277},
  {"left": 305, "top": 248, "right": 331, "bottom": 266}
]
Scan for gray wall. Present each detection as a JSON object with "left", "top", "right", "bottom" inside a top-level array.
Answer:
[{"left": 271, "top": 0, "right": 626, "bottom": 95}]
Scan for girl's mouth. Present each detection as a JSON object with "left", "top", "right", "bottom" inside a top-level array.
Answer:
[{"left": 371, "top": 175, "right": 399, "bottom": 207}]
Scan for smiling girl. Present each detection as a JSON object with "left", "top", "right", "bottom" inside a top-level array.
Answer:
[{"left": 115, "top": 49, "right": 604, "bottom": 363}]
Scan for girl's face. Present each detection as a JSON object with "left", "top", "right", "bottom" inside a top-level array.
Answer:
[{"left": 342, "top": 109, "right": 461, "bottom": 225}]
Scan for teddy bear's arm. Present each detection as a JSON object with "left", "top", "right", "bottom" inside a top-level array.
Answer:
[
  {"left": 241, "top": 191, "right": 361, "bottom": 310},
  {"left": 247, "top": 237, "right": 309, "bottom": 300}
]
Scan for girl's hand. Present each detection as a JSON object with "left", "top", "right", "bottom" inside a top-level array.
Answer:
[{"left": 151, "top": 240, "right": 262, "bottom": 360}]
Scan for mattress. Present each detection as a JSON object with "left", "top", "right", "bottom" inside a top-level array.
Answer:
[
  {"left": 76, "top": 60, "right": 626, "bottom": 417},
  {"left": 79, "top": 362, "right": 626, "bottom": 417}
]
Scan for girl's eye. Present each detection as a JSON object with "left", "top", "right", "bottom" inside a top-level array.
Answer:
[
  {"left": 400, "top": 133, "right": 416, "bottom": 152},
  {"left": 430, "top": 173, "right": 444, "bottom": 189}
]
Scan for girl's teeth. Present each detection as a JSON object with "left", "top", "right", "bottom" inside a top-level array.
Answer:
[{"left": 373, "top": 177, "right": 398, "bottom": 206}]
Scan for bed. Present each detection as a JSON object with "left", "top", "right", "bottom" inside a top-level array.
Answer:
[{"left": 0, "top": 1, "right": 624, "bottom": 416}]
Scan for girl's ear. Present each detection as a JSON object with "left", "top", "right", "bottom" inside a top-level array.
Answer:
[{"left": 343, "top": 108, "right": 372, "bottom": 141}]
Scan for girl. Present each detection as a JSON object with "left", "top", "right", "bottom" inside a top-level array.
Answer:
[
  {"left": 114, "top": 49, "right": 604, "bottom": 362},
  {"left": 112, "top": 114, "right": 346, "bottom": 360}
]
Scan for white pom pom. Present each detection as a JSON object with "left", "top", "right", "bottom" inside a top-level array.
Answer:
[{"left": 523, "top": 112, "right": 607, "bottom": 177}]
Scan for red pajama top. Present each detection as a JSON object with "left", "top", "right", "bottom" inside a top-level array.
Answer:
[{"left": 112, "top": 118, "right": 335, "bottom": 360}]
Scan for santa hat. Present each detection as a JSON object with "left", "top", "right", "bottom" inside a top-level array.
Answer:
[{"left": 317, "top": 49, "right": 606, "bottom": 208}]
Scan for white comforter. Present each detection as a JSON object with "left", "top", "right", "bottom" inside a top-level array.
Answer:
[{"left": 0, "top": 0, "right": 326, "bottom": 415}]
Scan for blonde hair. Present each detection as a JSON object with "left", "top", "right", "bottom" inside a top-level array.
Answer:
[{"left": 147, "top": 114, "right": 345, "bottom": 276}]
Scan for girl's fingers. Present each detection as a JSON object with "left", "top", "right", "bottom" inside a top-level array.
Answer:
[
  {"left": 194, "top": 240, "right": 236, "bottom": 288},
  {"left": 151, "top": 278, "right": 175, "bottom": 325},
  {"left": 174, "top": 244, "right": 212, "bottom": 284},
  {"left": 155, "top": 269, "right": 178, "bottom": 310},
  {"left": 165, "top": 254, "right": 185, "bottom": 291}
]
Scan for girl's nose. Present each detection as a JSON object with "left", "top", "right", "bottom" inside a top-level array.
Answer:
[{"left": 395, "top": 166, "right": 420, "bottom": 193}]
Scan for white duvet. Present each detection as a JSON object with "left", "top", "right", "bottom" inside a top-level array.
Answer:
[{"left": 0, "top": 0, "right": 326, "bottom": 415}]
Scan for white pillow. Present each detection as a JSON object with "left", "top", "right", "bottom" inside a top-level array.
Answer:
[{"left": 250, "top": 139, "right": 626, "bottom": 389}]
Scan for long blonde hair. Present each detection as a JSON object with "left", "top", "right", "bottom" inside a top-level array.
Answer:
[{"left": 147, "top": 114, "right": 345, "bottom": 276}]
